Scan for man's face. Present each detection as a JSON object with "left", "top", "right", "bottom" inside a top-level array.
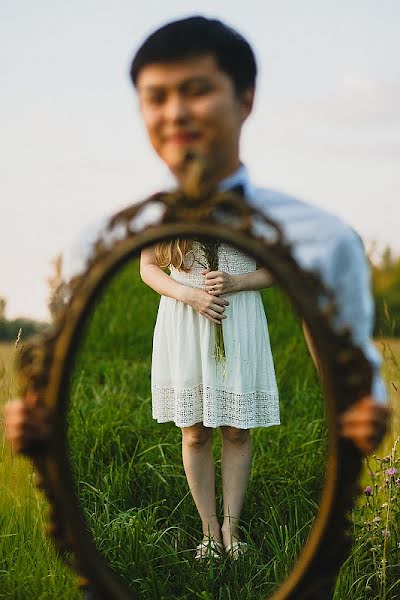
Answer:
[{"left": 136, "top": 54, "right": 254, "bottom": 180}]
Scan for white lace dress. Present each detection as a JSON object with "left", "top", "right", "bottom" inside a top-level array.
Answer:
[{"left": 151, "top": 242, "right": 280, "bottom": 429}]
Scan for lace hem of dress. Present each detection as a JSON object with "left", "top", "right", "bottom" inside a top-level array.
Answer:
[{"left": 152, "top": 383, "right": 280, "bottom": 429}]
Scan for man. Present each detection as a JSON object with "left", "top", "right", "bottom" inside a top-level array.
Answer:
[
  {"left": 130, "top": 15, "right": 388, "bottom": 452},
  {"left": 5, "top": 12, "right": 389, "bottom": 578}
]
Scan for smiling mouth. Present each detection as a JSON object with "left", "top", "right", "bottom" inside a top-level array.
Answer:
[{"left": 167, "top": 132, "right": 200, "bottom": 144}]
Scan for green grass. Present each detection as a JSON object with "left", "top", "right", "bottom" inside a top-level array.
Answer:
[
  {"left": 0, "top": 343, "right": 79, "bottom": 599},
  {"left": 0, "top": 257, "right": 399, "bottom": 599},
  {"left": 66, "top": 259, "right": 326, "bottom": 598},
  {"left": 333, "top": 339, "right": 400, "bottom": 600}
]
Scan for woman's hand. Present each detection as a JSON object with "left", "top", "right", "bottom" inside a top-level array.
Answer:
[
  {"left": 203, "top": 271, "right": 238, "bottom": 295},
  {"left": 203, "top": 267, "right": 274, "bottom": 294},
  {"left": 181, "top": 286, "right": 229, "bottom": 324}
]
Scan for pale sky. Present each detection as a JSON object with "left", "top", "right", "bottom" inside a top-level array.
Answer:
[{"left": 1, "top": 1, "right": 399, "bottom": 320}]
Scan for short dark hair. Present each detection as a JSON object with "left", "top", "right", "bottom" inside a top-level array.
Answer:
[{"left": 130, "top": 16, "right": 257, "bottom": 94}]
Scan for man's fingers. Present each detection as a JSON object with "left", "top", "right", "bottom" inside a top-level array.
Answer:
[
  {"left": 340, "top": 423, "right": 373, "bottom": 453},
  {"left": 340, "top": 405, "right": 390, "bottom": 430},
  {"left": 5, "top": 407, "right": 44, "bottom": 436},
  {"left": 355, "top": 437, "right": 376, "bottom": 455},
  {"left": 4, "top": 399, "right": 51, "bottom": 455},
  {"left": 25, "top": 389, "right": 40, "bottom": 408},
  {"left": 338, "top": 395, "right": 391, "bottom": 455}
]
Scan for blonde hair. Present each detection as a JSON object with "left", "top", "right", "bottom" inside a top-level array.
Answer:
[{"left": 155, "top": 239, "right": 195, "bottom": 272}]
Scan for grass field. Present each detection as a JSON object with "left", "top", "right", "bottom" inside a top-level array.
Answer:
[{"left": 0, "top": 258, "right": 399, "bottom": 599}]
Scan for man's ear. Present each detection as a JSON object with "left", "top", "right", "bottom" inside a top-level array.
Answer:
[{"left": 240, "top": 87, "right": 255, "bottom": 122}]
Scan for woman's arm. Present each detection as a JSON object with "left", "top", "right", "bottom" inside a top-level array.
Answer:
[
  {"left": 204, "top": 267, "right": 273, "bottom": 295},
  {"left": 140, "top": 246, "right": 188, "bottom": 301},
  {"left": 140, "top": 247, "right": 229, "bottom": 324}
]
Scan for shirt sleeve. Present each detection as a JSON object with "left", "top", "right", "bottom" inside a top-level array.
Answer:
[
  {"left": 250, "top": 186, "right": 387, "bottom": 404},
  {"left": 62, "top": 216, "right": 109, "bottom": 283},
  {"left": 327, "top": 228, "right": 387, "bottom": 404}
]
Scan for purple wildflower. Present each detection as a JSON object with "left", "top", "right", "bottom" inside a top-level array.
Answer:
[
  {"left": 385, "top": 467, "right": 398, "bottom": 477},
  {"left": 364, "top": 485, "right": 373, "bottom": 496}
]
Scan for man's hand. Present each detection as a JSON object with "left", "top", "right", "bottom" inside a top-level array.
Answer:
[
  {"left": 4, "top": 393, "right": 51, "bottom": 454},
  {"left": 339, "top": 395, "right": 390, "bottom": 455}
]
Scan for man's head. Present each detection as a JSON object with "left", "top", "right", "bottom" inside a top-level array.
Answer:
[
  {"left": 130, "top": 16, "right": 257, "bottom": 95},
  {"left": 130, "top": 16, "right": 257, "bottom": 181}
]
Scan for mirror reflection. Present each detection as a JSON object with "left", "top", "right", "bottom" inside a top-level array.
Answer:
[{"left": 67, "top": 240, "right": 326, "bottom": 599}]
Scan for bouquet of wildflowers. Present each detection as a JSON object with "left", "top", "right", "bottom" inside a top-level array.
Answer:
[
  {"left": 179, "top": 150, "right": 226, "bottom": 364},
  {"left": 200, "top": 239, "right": 226, "bottom": 364}
]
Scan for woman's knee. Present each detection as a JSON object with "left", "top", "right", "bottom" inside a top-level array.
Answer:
[
  {"left": 220, "top": 426, "right": 251, "bottom": 446},
  {"left": 181, "top": 423, "right": 213, "bottom": 449}
]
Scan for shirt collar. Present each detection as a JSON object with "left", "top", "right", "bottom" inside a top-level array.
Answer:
[
  {"left": 165, "top": 163, "right": 254, "bottom": 198},
  {"left": 218, "top": 164, "right": 254, "bottom": 199}
]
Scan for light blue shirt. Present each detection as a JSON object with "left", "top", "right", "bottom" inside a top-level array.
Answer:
[
  {"left": 220, "top": 165, "right": 386, "bottom": 404},
  {"left": 64, "top": 164, "right": 386, "bottom": 404}
]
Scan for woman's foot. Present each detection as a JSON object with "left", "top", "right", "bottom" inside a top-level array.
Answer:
[
  {"left": 221, "top": 522, "right": 248, "bottom": 559},
  {"left": 195, "top": 537, "right": 224, "bottom": 561},
  {"left": 225, "top": 540, "right": 248, "bottom": 560},
  {"left": 221, "top": 521, "right": 239, "bottom": 549}
]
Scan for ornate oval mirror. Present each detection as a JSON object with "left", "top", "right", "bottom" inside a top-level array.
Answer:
[
  {"left": 66, "top": 248, "right": 326, "bottom": 599},
  {"left": 17, "top": 181, "right": 372, "bottom": 599}
]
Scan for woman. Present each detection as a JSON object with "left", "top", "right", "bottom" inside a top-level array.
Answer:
[{"left": 140, "top": 238, "right": 279, "bottom": 559}]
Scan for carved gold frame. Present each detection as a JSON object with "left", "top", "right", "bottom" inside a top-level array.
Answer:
[{"left": 17, "top": 186, "right": 372, "bottom": 599}]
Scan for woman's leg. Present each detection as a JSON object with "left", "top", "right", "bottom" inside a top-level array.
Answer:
[
  {"left": 181, "top": 423, "right": 221, "bottom": 541},
  {"left": 220, "top": 426, "right": 252, "bottom": 547}
]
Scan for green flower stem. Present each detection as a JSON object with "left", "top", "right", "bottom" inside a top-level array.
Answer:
[
  {"left": 200, "top": 239, "right": 226, "bottom": 363},
  {"left": 213, "top": 323, "right": 226, "bottom": 361}
]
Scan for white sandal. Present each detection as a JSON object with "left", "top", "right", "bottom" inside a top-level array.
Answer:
[
  {"left": 195, "top": 538, "right": 224, "bottom": 561},
  {"left": 225, "top": 541, "right": 248, "bottom": 560}
]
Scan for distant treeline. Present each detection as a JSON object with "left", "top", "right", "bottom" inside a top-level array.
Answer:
[
  {"left": 371, "top": 247, "right": 400, "bottom": 337},
  {"left": 0, "top": 318, "right": 47, "bottom": 342}
]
